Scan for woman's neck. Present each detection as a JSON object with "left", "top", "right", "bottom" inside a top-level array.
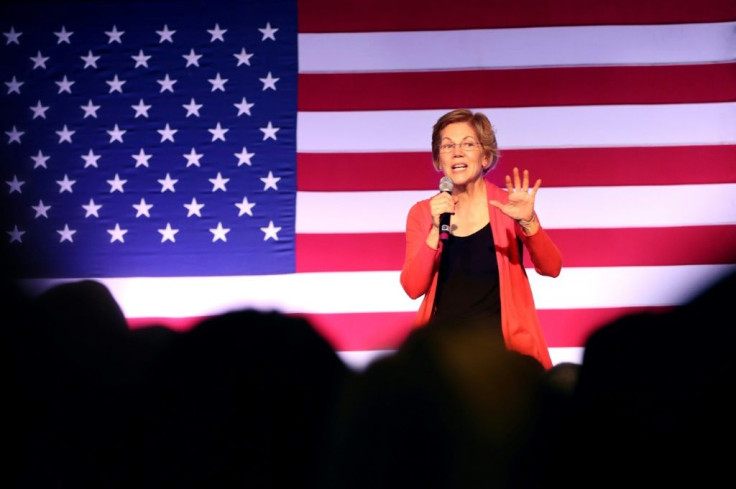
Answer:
[{"left": 453, "top": 177, "right": 487, "bottom": 203}]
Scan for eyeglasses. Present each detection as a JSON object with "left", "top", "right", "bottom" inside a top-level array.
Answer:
[{"left": 439, "top": 141, "right": 483, "bottom": 153}]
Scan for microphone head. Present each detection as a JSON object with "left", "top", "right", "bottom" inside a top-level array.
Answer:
[{"left": 439, "top": 176, "right": 454, "bottom": 193}]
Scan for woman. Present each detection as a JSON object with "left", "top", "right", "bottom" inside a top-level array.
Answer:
[{"left": 400, "top": 109, "right": 562, "bottom": 368}]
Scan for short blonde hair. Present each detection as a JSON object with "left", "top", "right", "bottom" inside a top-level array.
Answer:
[{"left": 431, "top": 109, "right": 499, "bottom": 174}]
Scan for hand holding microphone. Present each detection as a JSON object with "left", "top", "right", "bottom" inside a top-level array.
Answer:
[{"left": 434, "top": 176, "right": 455, "bottom": 242}]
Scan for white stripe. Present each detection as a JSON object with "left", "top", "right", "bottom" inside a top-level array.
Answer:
[
  {"left": 296, "top": 184, "right": 736, "bottom": 233},
  {"left": 549, "top": 347, "right": 585, "bottom": 366},
  {"left": 539, "top": 184, "right": 736, "bottom": 229},
  {"left": 533, "top": 265, "right": 733, "bottom": 310},
  {"left": 19, "top": 264, "right": 734, "bottom": 317},
  {"left": 337, "top": 350, "right": 395, "bottom": 371},
  {"left": 297, "top": 103, "right": 736, "bottom": 152},
  {"left": 337, "top": 347, "right": 584, "bottom": 371},
  {"left": 298, "top": 22, "right": 736, "bottom": 73}
]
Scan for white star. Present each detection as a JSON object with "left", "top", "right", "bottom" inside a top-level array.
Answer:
[
  {"left": 56, "top": 174, "right": 76, "bottom": 193},
  {"left": 234, "top": 97, "right": 254, "bottom": 116},
  {"left": 107, "top": 223, "right": 128, "bottom": 243},
  {"left": 30, "top": 50, "right": 49, "bottom": 69},
  {"left": 107, "top": 124, "right": 126, "bottom": 143},
  {"left": 158, "top": 223, "right": 179, "bottom": 243},
  {"left": 182, "top": 98, "right": 202, "bottom": 117},
  {"left": 31, "top": 150, "right": 50, "bottom": 169},
  {"left": 57, "top": 224, "right": 77, "bottom": 243},
  {"left": 183, "top": 148, "right": 203, "bottom": 167},
  {"left": 132, "top": 148, "right": 152, "bottom": 168},
  {"left": 182, "top": 48, "right": 202, "bottom": 67},
  {"left": 105, "top": 25, "right": 124, "bottom": 43},
  {"left": 32, "top": 200, "right": 51, "bottom": 218},
  {"left": 260, "top": 171, "right": 281, "bottom": 191},
  {"left": 30, "top": 100, "right": 49, "bottom": 119},
  {"left": 158, "top": 173, "right": 178, "bottom": 192},
  {"left": 233, "top": 47, "right": 254, "bottom": 66},
  {"left": 107, "top": 173, "right": 127, "bottom": 193},
  {"left": 54, "top": 26, "right": 73, "bottom": 44},
  {"left": 82, "top": 198, "right": 102, "bottom": 217},
  {"left": 133, "top": 198, "right": 153, "bottom": 218},
  {"left": 55, "top": 75, "right": 74, "bottom": 94},
  {"left": 4, "top": 27, "right": 22, "bottom": 45},
  {"left": 81, "top": 149, "right": 101, "bottom": 168},
  {"left": 235, "top": 147, "right": 255, "bottom": 166},
  {"left": 81, "top": 50, "right": 100, "bottom": 69},
  {"left": 106, "top": 74, "right": 125, "bottom": 93},
  {"left": 259, "top": 22, "right": 279, "bottom": 41},
  {"left": 259, "top": 71, "right": 279, "bottom": 91},
  {"left": 209, "top": 222, "right": 230, "bottom": 242},
  {"left": 158, "top": 123, "right": 177, "bottom": 142},
  {"left": 5, "top": 76, "right": 24, "bottom": 94},
  {"left": 208, "top": 122, "right": 229, "bottom": 142},
  {"left": 208, "top": 72, "right": 228, "bottom": 92},
  {"left": 56, "top": 125, "right": 75, "bottom": 143},
  {"left": 131, "top": 99, "right": 151, "bottom": 118},
  {"left": 6, "top": 175, "right": 24, "bottom": 194},
  {"left": 260, "top": 220, "right": 281, "bottom": 241},
  {"left": 157, "top": 73, "right": 177, "bottom": 92},
  {"left": 259, "top": 121, "right": 280, "bottom": 141},
  {"left": 6, "top": 125, "right": 24, "bottom": 144},
  {"left": 80, "top": 99, "right": 101, "bottom": 118},
  {"left": 156, "top": 24, "right": 176, "bottom": 43},
  {"left": 131, "top": 49, "right": 151, "bottom": 68},
  {"left": 184, "top": 198, "right": 204, "bottom": 217},
  {"left": 235, "top": 196, "right": 256, "bottom": 216},
  {"left": 207, "top": 23, "right": 227, "bottom": 42},
  {"left": 8, "top": 225, "right": 25, "bottom": 243},
  {"left": 209, "top": 172, "right": 229, "bottom": 192}
]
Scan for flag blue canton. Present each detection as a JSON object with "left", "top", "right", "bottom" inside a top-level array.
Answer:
[{"left": 1, "top": 0, "right": 297, "bottom": 278}]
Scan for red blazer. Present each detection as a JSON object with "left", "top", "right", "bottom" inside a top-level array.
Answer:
[{"left": 400, "top": 179, "right": 562, "bottom": 368}]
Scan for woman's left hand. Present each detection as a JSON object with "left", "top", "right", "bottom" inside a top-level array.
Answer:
[{"left": 489, "top": 167, "right": 540, "bottom": 222}]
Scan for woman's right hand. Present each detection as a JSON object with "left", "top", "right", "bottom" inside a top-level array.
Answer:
[{"left": 429, "top": 191, "right": 456, "bottom": 229}]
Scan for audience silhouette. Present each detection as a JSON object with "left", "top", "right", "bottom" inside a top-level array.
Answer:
[
  {"left": 2, "top": 265, "right": 733, "bottom": 488},
  {"left": 324, "top": 320, "right": 546, "bottom": 489},
  {"left": 554, "top": 269, "right": 736, "bottom": 488}
]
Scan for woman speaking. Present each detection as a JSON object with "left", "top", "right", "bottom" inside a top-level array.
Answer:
[{"left": 400, "top": 109, "right": 562, "bottom": 368}]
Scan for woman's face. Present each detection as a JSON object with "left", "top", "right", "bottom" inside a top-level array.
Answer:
[{"left": 436, "top": 121, "right": 489, "bottom": 187}]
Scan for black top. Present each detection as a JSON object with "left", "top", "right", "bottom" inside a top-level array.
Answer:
[{"left": 433, "top": 223, "right": 502, "bottom": 336}]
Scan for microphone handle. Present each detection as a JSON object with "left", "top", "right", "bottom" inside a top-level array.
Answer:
[
  {"left": 439, "top": 187, "right": 452, "bottom": 241},
  {"left": 439, "top": 212, "right": 451, "bottom": 241}
]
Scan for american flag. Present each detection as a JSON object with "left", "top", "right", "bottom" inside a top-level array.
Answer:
[{"left": 4, "top": 0, "right": 736, "bottom": 368}]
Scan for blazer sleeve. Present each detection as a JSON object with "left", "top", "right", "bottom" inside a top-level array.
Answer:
[
  {"left": 518, "top": 214, "right": 562, "bottom": 277},
  {"left": 400, "top": 201, "right": 441, "bottom": 299}
]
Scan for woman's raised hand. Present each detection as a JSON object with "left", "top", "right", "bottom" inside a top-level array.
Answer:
[{"left": 489, "top": 167, "right": 540, "bottom": 222}]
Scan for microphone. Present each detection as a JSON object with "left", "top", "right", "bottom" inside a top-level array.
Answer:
[{"left": 438, "top": 176, "right": 454, "bottom": 242}]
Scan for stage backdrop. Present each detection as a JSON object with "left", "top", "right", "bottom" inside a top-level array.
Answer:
[{"left": 3, "top": 0, "right": 735, "bottom": 368}]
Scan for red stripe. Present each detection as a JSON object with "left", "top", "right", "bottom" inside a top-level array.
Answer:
[
  {"left": 299, "top": 64, "right": 736, "bottom": 111},
  {"left": 536, "top": 306, "right": 674, "bottom": 347},
  {"left": 288, "top": 307, "right": 675, "bottom": 350},
  {"left": 297, "top": 145, "right": 736, "bottom": 191},
  {"left": 126, "top": 306, "right": 677, "bottom": 351},
  {"left": 294, "top": 312, "right": 417, "bottom": 351},
  {"left": 296, "top": 233, "right": 406, "bottom": 272},
  {"left": 303, "top": 306, "right": 675, "bottom": 350},
  {"left": 127, "top": 316, "right": 204, "bottom": 332},
  {"left": 295, "top": 226, "right": 736, "bottom": 273},
  {"left": 541, "top": 227, "right": 736, "bottom": 268},
  {"left": 298, "top": 0, "right": 736, "bottom": 32}
]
